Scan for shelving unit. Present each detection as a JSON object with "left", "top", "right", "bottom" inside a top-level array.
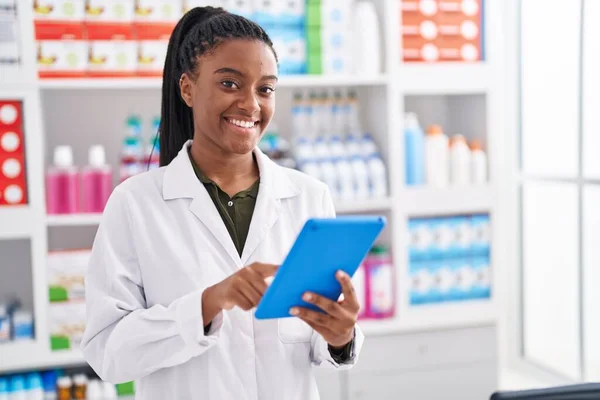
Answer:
[{"left": 0, "top": 2, "right": 505, "bottom": 393}]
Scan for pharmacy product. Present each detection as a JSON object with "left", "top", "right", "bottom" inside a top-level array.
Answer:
[
  {"left": 450, "top": 134, "right": 471, "bottom": 185},
  {"left": 46, "top": 146, "right": 78, "bottom": 214},
  {"left": 352, "top": 1, "right": 381, "bottom": 75},
  {"left": 366, "top": 153, "right": 387, "bottom": 198},
  {"left": 364, "top": 245, "right": 395, "bottom": 318},
  {"left": 81, "top": 145, "right": 113, "bottom": 213},
  {"left": 0, "top": 305, "right": 9, "bottom": 342},
  {"left": 470, "top": 139, "right": 487, "bottom": 184},
  {"left": 404, "top": 112, "right": 425, "bottom": 185},
  {"left": 425, "top": 124, "right": 449, "bottom": 187},
  {"left": 11, "top": 310, "right": 34, "bottom": 341},
  {"left": 407, "top": 218, "right": 433, "bottom": 261}
]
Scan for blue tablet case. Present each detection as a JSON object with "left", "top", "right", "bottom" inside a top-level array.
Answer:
[{"left": 255, "top": 216, "right": 387, "bottom": 319}]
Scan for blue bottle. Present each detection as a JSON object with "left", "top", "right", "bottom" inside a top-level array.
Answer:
[{"left": 404, "top": 113, "right": 425, "bottom": 185}]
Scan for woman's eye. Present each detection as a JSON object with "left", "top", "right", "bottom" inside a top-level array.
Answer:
[
  {"left": 221, "top": 80, "right": 239, "bottom": 89},
  {"left": 260, "top": 86, "right": 275, "bottom": 94}
]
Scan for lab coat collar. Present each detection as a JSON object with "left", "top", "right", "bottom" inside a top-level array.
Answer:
[{"left": 162, "top": 140, "right": 300, "bottom": 267}]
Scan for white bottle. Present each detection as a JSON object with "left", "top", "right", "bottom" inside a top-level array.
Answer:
[
  {"left": 299, "top": 159, "right": 321, "bottom": 182},
  {"left": 319, "top": 158, "right": 340, "bottom": 200},
  {"left": 294, "top": 137, "right": 314, "bottom": 163},
  {"left": 352, "top": 1, "right": 381, "bottom": 75},
  {"left": 328, "top": 135, "right": 346, "bottom": 159},
  {"left": 313, "top": 136, "right": 329, "bottom": 161},
  {"left": 344, "top": 134, "right": 361, "bottom": 158},
  {"left": 0, "top": 305, "right": 9, "bottom": 343},
  {"left": 470, "top": 139, "right": 488, "bottom": 184},
  {"left": 425, "top": 125, "right": 449, "bottom": 187},
  {"left": 86, "top": 380, "right": 103, "bottom": 400},
  {"left": 335, "top": 157, "right": 355, "bottom": 203},
  {"left": 351, "top": 155, "right": 370, "bottom": 199},
  {"left": 366, "top": 153, "right": 388, "bottom": 198},
  {"left": 449, "top": 134, "right": 471, "bottom": 186},
  {"left": 360, "top": 133, "right": 378, "bottom": 159},
  {"left": 102, "top": 382, "right": 118, "bottom": 400}
]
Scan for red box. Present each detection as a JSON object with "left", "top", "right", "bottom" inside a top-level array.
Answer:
[
  {"left": 0, "top": 101, "right": 24, "bottom": 131},
  {"left": 35, "top": 22, "right": 88, "bottom": 78},
  {"left": 135, "top": 23, "right": 173, "bottom": 77},
  {"left": 86, "top": 23, "right": 137, "bottom": 77},
  {"left": 401, "top": 0, "right": 482, "bottom": 63}
]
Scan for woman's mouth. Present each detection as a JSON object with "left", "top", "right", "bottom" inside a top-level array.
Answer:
[{"left": 224, "top": 117, "right": 259, "bottom": 131}]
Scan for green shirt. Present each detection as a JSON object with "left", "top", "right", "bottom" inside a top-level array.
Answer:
[{"left": 188, "top": 151, "right": 259, "bottom": 257}]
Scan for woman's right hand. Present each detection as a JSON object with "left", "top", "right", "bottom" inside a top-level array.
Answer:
[{"left": 202, "top": 263, "right": 278, "bottom": 321}]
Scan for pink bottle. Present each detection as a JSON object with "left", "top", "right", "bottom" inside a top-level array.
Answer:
[
  {"left": 364, "top": 245, "right": 396, "bottom": 319},
  {"left": 46, "top": 146, "right": 79, "bottom": 214},
  {"left": 81, "top": 145, "right": 113, "bottom": 213}
]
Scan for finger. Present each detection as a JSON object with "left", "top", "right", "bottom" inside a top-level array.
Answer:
[
  {"left": 245, "top": 268, "right": 269, "bottom": 295},
  {"left": 237, "top": 281, "right": 263, "bottom": 307},
  {"left": 336, "top": 270, "right": 360, "bottom": 312},
  {"left": 251, "top": 263, "right": 279, "bottom": 278},
  {"left": 290, "top": 307, "right": 338, "bottom": 330},
  {"left": 232, "top": 291, "right": 254, "bottom": 311},
  {"left": 302, "top": 292, "right": 345, "bottom": 319}
]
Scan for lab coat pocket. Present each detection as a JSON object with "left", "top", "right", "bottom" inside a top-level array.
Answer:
[{"left": 277, "top": 317, "right": 313, "bottom": 344}]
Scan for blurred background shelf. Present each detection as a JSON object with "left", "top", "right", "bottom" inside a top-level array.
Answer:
[
  {"left": 402, "top": 185, "right": 494, "bottom": 216},
  {"left": 0, "top": 207, "right": 36, "bottom": 239},
  {"left": 334, "top": 198, "right": 393, "bottom": 214},
  {"left": 37, "top": 74, "right": 389, "bottom": 90},
  {"left": 46, "top": 213, "right": 103, "bottom": 227},
  {"left": 0, "top": 341, "right": 86, "bottom": 373},
  {"left": 401, "top": 64, "right": 490, "bottom": 95}
]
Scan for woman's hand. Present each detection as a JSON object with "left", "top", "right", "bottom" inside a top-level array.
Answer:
[
  {"left": 202, "top": 263, "right": 278, "bottom": 324},
  {"left": 290, "top": 270, "right": 359, "bottom": 348}
]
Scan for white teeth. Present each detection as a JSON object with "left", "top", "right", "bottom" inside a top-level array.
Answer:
[{"left": 229, "top": 118, "right": 255, "bottom": 128}]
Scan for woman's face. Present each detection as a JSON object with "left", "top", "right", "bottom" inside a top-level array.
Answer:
[{"left": 180, "top": 39, "right": 278, "bottom": 156}]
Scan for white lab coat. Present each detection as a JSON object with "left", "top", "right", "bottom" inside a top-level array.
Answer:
[{"left": 81, "top": 141, "right": 364, "bottom": 400}]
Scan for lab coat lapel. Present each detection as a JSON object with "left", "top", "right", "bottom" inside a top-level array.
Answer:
[
  {"left": 241, "top": 148, "right": 300, "bottom": 265},
  {"left": 162, "top": 141, "right": 241, "bottom": 269}
]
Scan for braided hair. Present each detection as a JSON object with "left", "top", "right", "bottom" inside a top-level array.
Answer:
[{"left": 159, "top": 6, "right": 278, "bottom": 166}]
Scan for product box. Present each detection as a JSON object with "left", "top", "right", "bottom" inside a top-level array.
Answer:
[
  {"left": 407, "top": 218, "right": 433, "bottom": 261},
  {"left": 87, "top": 23, "right": 137, "bottom": 76},
  {"left": 0, "top": 101, "right": 27, "bottom": 207},
  {"left": 253, "top": 0, "right": 281, "bottom": 27},
  {"left": 47, "top": 249, "right": 91, "bottom": 302},
  {"left": 279, "top": 0, "right": 305, "bottom": 27},
  {"left": 401, "top": 0, "right": 482, "bottom": 62},
  {"left": 49, "top": 300, "right": 86, "bottom": 351},
  {"left": 409, "top": 260, "right": 434, "bottom": 305},
  {"left": 135, "top": 0, "right": 183, "bottom": 24},
  {"left": 268, "top": 26, "right": 306, "bottom": 75},
  {"left": 35, "top": 22, "right": 87, "bottom": 78},
  {"left": 305, "top": 1, "right": 320, "bottom": 27},
  {"left": 471, "top": 256, "right": 491, "bottom": 299},
  {"left": 429, "top": 217, "right": 453, "bottom": 259},
  {"left": 85, "top": 0, "right": 135, "bottom": 23},
  {"left": 0, "top": 16, "right": 19, "bottom": 66},
  {"left": 453, "top": 257, "right": 475, "bottom": 301},
  {"left": 471, "top": 213, "right": 491, "bottom": 256},
  {"left": 449, "top": 216, "right": 472, "bottom": 258},
  {"left": 33, "top": 0, "right": 86, "bottom": 21},
  {"left": 136, "top": 23, "right": 172, "bottom": 76},
  {"left": 227, "top": 0, "right": 253, "bottom": 19},
  {"left": 320, "top": 0, "right": 352, "bottom": 29},
  {"left": 434, "top": 259, "right": 455, "bottom": 303}
]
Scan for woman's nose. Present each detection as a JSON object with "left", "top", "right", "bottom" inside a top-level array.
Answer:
[{"left": 238, "top": 90, "right": 260, "bottom": 114}]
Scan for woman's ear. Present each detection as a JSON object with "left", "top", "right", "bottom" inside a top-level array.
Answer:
[{"left": 179, "top": 73, "right": 194, "bottom": 107}]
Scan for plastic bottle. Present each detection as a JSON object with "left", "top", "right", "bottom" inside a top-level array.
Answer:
[
  {"left": 344, "top": 134, "right": 361, "bottom": 158},
  {"left": 294, "top": 137, "right": 314, "bottom": 163},
  {"left": 8, "top": 375, "right": 26, "bottom": 400},
  {"left": 424, "top": 124, "right": 449, "bottom": 187},
  {"left": 359, "top": 133, "right": 378, "bottom": 159},
  {"left": 346, "top": 90, "right": 362, "bottom": 135},
  {"left": 120, "top": 116, "right": 144, "bottom": 182},
  {"left": 312, "top": 136, "right": 329, "bottom": 161},
  {"left": 291, "top": 92, "right": 306, "bottom": 140},
  {"left": 11, "top": 310, "right": 33, "bottom": 341},
  {"left": 364, "top": 245, "right": 395, "bottom": 318},
  {"left": 319, "top": 157, "right": 339, "bottom": 200},
  {"left": 86, "top": 380, "right": 103, "bottom": 400},
  {"left": 81, "top": 145, "right": 113, "bottom": 213},
  {"left": 46, "top": 146, "right": 79, "bottom": 214},
  {"left": 404, "top": 112, "right": 425, "bottom": 186},
  {"left": 0, "top": 305, "right": 9, "bottom": 343},
  {"left": 350, "top": 155, "right": 370, "bottom": 199},
  {"left": 334, "top": 156, "right": 354, "bottom": 202},
  {"left": 72, "top": 375, "right": 87, "bottom": 400},
  {"left": 449, "top": 134, "right": 471, "bottom": 186},
  {"left": 352, "top": 1, "right": 381, "bottom": 75},
  {"left": 366, "top": 153, "right": 388, "bottom": 198},
  {"left": 56, "top": 377, "right": 71, "bottom": 400},
  {"left": 102, "top": 382, "right": 117, "bottom": 400},
  {"left": 41, "top": 371, "right": 57, "bottom": 400},
  {"left": 470, "top": 139, "right": 488, "bottom": 184},
  {"left": 25, "top": 373, "right": 43, "bottom": 400},
  {"left": 0, "top": 377, "right": 8, "bottom": 400}
]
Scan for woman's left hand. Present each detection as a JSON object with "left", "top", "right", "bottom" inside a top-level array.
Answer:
[{"left": 290, "top": 270, "right": 359, "bottom": 348}]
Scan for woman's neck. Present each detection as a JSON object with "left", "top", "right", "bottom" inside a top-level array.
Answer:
[{"left": 189, "top": 135, "right": 259, "bottom": 194}]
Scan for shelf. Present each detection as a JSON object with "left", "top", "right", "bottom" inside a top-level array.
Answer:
[
  {"left": 0, "top": 206, "right": 36, "bottom": 239},
  {"left": 401, "top": 64, "right": 490, "bottom": 95},
  {"left": 359, "top": 299, "right": 496, "bottom": 336},
  {"left": 0, "top": 341, "right": 86, "bottom": 373},
  {"left": 38, "top": 74, "right": 389, "bottom": 90},
  {"left": 334, "top": 197, "right": 393, "bottom": 214},
  {"left": 46, "top": 213, "right": 103, "bottom": 227},
  {"left": 402, "top": 185, "right": 493, "bottom": 217}
]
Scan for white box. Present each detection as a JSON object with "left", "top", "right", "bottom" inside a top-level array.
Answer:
[
  {"left": 85, "top": 0, "right": 135, "bottom": 22},
  {"left": 33, "top": 0, "right": 86, "bottom": 21},
  {"left": 47, "top": 249, "right": 91, "bottom": 301},
  {"left": 135, "top": 0, "right": 183, "bottom": 23}
]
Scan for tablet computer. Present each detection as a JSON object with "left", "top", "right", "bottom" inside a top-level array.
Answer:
[{"left": 255, "top": 215, "right": 386, "bottom": 319}]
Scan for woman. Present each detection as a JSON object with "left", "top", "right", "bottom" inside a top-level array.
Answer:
[{"left": 81, "top": 6, "right": 364, "bottom": 400}]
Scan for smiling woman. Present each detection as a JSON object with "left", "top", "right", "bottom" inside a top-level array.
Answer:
[{"left": 80, "top": 5, "right": 364, "bottom": 400}]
